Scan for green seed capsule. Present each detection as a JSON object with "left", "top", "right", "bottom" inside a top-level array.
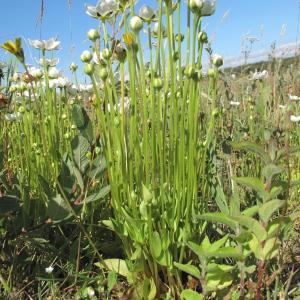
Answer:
[{"left": 153, "top": 77, "right": 163, "bottom": 90}]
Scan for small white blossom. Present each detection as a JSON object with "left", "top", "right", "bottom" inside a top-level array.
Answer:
[
  {"left": 201, "top": 0, "right": 216, "bottom": 16},
  {"left": 251, "top": 70, "right": 268, "bottom": 81},
  {"left": 36, "top": 57, "right": 59, "bottom": 67},
  {"left": 45, "top": 266, "right": 54, "bottom": 274},
  {"left": 290, "top": 115, "right": 300, "bottom": 122},
  {"left": 288, "top": 94, "right": 300, "bottom": 101},
  {"left": 86, "top": 0, "right": 119, "bottom": 19},
  {"left": 279, "top": 104, "right": 286, "bottom": 109},
  {"left": 139, "top": 5, "right": 155, "bottom": 21},
  {"left": 48, "top": 67, "right": 61, "bottom": 79},
  {"left": 28, "top": 67, "right": 43, "bottom": 78},
  {"left": 28, "top": 38, "right": 60, "bottom": 51},
  {"left": 230, "top": 101, "right": 240, "bottom": 106}
]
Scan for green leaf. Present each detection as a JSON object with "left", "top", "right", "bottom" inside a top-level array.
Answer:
[
  {"left": 187, "top": 241, "right": 205, "bottom": 259},
  {"left": 181, "top": 289, "right": 203, "bottom": 300},
  {"left": 57, "top": 161, "right": 75, "bottom": 194},
  {"left": 150, "top": 231, "right": 162, "bottom": 259},
  {"left": 84, "top": 185, "right": 110, "bottom": 204},
  {"left": 174, "top": 262, "right": 201, "bottom": 279},
  {"left": 231, "top": 141, "right": 271, "bottom": 163},
  {"left": 207, "top": 247, "right": 243, "bottom": 259},
  {"left": 107, "top": 271, "right": 117, "bottom": 292},
  {"left": 72, "top": 105, "right": 94, "bottom": 143},
  {"left": 262, "top": 164, "right": 283, "bottom": 181},
  {"left": 233, "top": 215, "right": 267, "bottom": 241},
  {"left": 235, "top": 177, "right": 268, "bottom": 199},
  {"left": 208, "top": 235, "right": 228, "bottom": 252},
  {"left": 215, "top": 185, "right": 229, "bottom": 214},
  {"left": 96, "top": 259, "right": 129, "bottom": 278},
  {"left": 199, "top": 212, "right": 237, "bottom": 231},
  {"left": 48, "top": 194, "right": 73, "bottom": 221},
  {"left": 248, "top": 234, "right": 263, "bottom": 260},
  {"left": 71, "top": 135, "right": 91, "bottom": 173},
  {"left": 38, "top": 175, "right": 54, "bottom": 198},
  {"left": 258, "top": 199, "right": 284, "bottom": 224},
  {"left": 142, "top": 184, "right": 153, "bottom": 202},
  {"left": 0, "top": 195, "right": 20, "bottom": 215},
  {"left": 242, "top": 205, "right": 259, "bottom": 217}
]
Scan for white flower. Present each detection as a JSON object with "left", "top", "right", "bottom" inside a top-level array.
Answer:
[
  {"left": 230, "top": 101, "right": 240, "bottom": 106},
  {"left": 86, "top": 0, "right": 119, "bottom": 19},
  {"left": 251, "top": 70, "right": 268, "bottom": 80},
  {"left": 139, "top": 5, "right": 155, "bottom": 21},
  {"left": 56, "top": 77, "right": 71, "bottom": 88},
  {"left": 67, "top": 84, "right": 78, "bottom": 95},
  {"left": 201, "top": 0, "right": 216, "bottom": 16},
  {"left": 288, "top": 94, "right": 300, "bottom": 101},
  {"left": 45, "top": 266, "right": 54, "bottom": 274},
  {"left": 48, "top": 67, "right": 61, "bottom": 79},
  {"left": 290, "top": 115, "right": 300, "bottom": 122},
  {"left": 5, "top": 112, "right": 22, "bottom": 122},
  {"left": 49, "top": 79, "right": 58, "bottom": 88},
  {"left": 279, "top": 104, "right": 286, "bottom": 109},
  {"left": 28, "top": 67, "right": 43, "bottom": 78},
  {"left": 153, "top": 22, "right": 166, "bottom": 38},
  {"left": 36, "top": 57, "right": 59, "bottom": 67},
  {"left": 79, "top": 83, "right": 94, "bottom": 92},
  {"left": 28, "top": 38, "right": 60, "bottom": 51}
]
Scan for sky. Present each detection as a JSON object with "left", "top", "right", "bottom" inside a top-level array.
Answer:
[{"left": 0, "top": 0, "right": 299, "bottom": 78}]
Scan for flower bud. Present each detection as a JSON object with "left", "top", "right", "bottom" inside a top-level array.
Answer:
[
  {"left": 198, "top": 31, "right": 208, "bottom": 43},
  {"left": 69, "top": 62, "right": 78, "bottom": 72},
  {"left": 175, "top": 34, "right": 184, "bottom": 42},
  {"left": 87, "top": 29, "right": 100, "bottom": 41},
  {"left": 99, "top": 68, "right": 108, "bottom": 80},
  {"left": 212, "top": 54, "right": 223, "bottom": 68},
  {"left": 80, "top": 50, "right": 92, "bottom": 63},
  {"left": 130, "top": 16, "right": 143, "bottom": 32},
  {"left": 102, "top": 48, "right": 112, "bottom": 60},
  {"left": 84, "top": 63, "right": 94, "bottom": 76},
  {"left": 184, "top": 65, "right": 195, "bottom": 78},
  {"left": 207, "top": 68, "right": 217, "bottom": 79},
  {"left": 188, "top": 0, "right": 203, "bottom": 13}
]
